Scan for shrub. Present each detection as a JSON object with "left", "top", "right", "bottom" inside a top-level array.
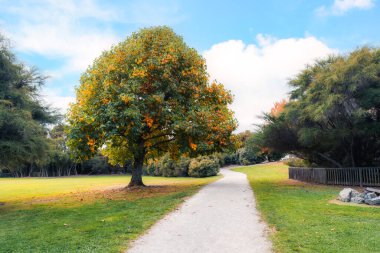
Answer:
[
  {"left": 237, "top": 148, "right": 253, "bottom": 165},
  {"left": 223, "top": 152, "right": 238, "bottom": 165},
  {"left": 188, "top": 156, "right": 220, "bottom": 177},
  {"left": 158, "top": 154, "right": 176, "bottom": 177},
  {"left": 144, "top": 160, "right": 160, "bottom": 176},
  {"left": 285, "top": 158, "right": 310, "bottom": 167},
  {"left": 174, "top": 156, "right": 191, "bottom": 177},
  {"left": 236, "top": 148, "right": 267, "bottom": 165},
  {"left": 144, "top": 154, "right": 190, "bottom": 177},
  {"left": 210, "top": 153, "right": 226, "bottom": 167}
]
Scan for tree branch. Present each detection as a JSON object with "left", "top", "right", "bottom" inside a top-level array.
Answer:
[
  {"left": 315, "top": 152, "right": 342, "bottom": 168},
  {"left": 143, "top": 132, "right": 174, "bottom": 141},
  {"left": 150, "top": 138, "right": 176, "bottom": 148}
]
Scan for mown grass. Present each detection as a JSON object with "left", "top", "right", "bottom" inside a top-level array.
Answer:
[
  {"left": 0, "top": 175, "right": 219, "bottom": 252},
  {"left": 235, "top": 163, "right": 380, "bottom": 253}
]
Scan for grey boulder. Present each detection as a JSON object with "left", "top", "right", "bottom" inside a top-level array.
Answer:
[
  {"left": 338, "top": 188, "right": 354, "bottom": 202},
  {"left": 350, "top": 196, "right": 365, "bottom": 204},
  {"left": 364, "top": 192, "right": 377, "bottom": 200},
  {"left": 351, "top": 190, "right": 364, "bottom": 198},
  {"left": 365, "top": 196, "right": 380, "bottom": 205}
]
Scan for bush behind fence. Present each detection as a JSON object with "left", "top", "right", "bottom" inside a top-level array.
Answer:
[{"left": 289, "top": 167, "right": 380, "bottom": 187}]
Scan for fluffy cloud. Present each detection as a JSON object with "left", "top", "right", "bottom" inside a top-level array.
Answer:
[
  {"left": 204, "top": 34, "right": 336, "bottom": 132},
  {"left": 42, "top": 89, "right": 76, "bottom": 115},
  {"left": 0, "top": 0, "right": 185, "bottom": 114},
  {"left": 2, "top": 0, "right": 120, "bottom": 73},
  {"left": 1, "top": 0, "right": 186, "bottom": 73},
  {"left": 316, "top": 0, "right": 375, "bottom": 16}
]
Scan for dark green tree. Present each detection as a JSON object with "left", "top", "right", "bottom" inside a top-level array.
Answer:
[
  {"left": 0, "top": 34, "right": 57, "bottom": 175},
  {"left": 259, "top": 47, "right": 380, "bottom": 167}
]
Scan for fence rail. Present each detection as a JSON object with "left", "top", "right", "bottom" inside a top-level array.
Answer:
[{"left": 289, "top": 167, "right": 380, "bottom": 187}]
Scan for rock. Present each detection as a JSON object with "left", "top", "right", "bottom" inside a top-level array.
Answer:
[
  {"left": 365, "top": 187, "right": 380, "bottom": 194},
  {"left": 364, "top": 192, "right": 377, "bottom": 200},
  {"left": 351, "top": 189, "right": 364, "bottom": 198},
  {"left": 365, "top": 196, "right": 380, "bottom": 205},
  {"left": 338, "top": 188, "right": 354, "bottom": 202},
  {"left": 350, "top": 196, "right": 365, "bottom": 204}
]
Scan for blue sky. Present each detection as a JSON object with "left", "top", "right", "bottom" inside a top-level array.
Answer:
[{"left": 0, "top": 0, "right": 379, "bottom": 131}]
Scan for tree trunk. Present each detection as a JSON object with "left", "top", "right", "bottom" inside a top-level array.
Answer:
[
  {"left": 28, "top": 163, "right": 33, "bottom": 177},
  {"left": 350, "top": 135, "right": 355, "bottom": 167},
  {"left": 128, "top": 142, "right": 146, "bottom": 187}
]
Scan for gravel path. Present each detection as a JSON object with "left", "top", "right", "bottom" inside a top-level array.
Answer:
[{"left": 127, "top": 167, "right": 272, "bottom": 253}]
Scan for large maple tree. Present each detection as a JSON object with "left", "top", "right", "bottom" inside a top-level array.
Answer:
[{"left": 67, "top": 26, "right": 236, "bottom": 186}]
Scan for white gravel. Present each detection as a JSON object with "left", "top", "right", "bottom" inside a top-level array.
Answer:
[{"left": 127, "top": 167, "right": 273, "bottom": 253}]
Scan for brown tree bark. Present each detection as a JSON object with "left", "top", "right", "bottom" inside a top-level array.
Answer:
[{"left": 128, "top": 141, "right": 146, "bottom": 187}]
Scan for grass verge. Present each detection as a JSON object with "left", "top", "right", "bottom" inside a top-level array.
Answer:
[
  {"left": 234, "top": 163, "right": 380, "bottom": 253},
  {"left": 0, "top": 175, "right": 219, "bottom": 252}
]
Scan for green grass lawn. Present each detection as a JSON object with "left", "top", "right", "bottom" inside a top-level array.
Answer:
[
  {"left": 0, "top": 175, "right": 218, "bottom": 252},
  {"left": 235, "top": 163, "right": 380, "bottom": 253}
]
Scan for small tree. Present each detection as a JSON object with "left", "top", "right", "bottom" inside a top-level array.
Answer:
[{"left": 67, "top": 27, "right": 236, "bottom": 186}]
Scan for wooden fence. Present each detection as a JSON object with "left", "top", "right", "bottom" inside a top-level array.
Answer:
[{"left": 289, "top": 167, "right": 380, "bottom": 187}]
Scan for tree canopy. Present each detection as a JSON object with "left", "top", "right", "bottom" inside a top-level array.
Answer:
[
  {"left": 0, "top": 35, "right": 57, "bottom": 173},
  {"left": 67, "top": 26, "right": 237, "bottom": 186},
  {"left": 257, "top": 47, "right": 380, "bottom": 167}
]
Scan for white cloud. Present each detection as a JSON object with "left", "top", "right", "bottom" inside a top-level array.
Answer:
[
  {"left": 316, "top": 0, "right": 375, "bottom": 16},
  {"left": 2, "top": 0, "right": 121, "bottom": 73},
  {"left": 204, "top": 34, "right": 336, "bottom": 132},
  {"left": 41, "top": 88, "right": 75, "bottom": 115},
  {"left": 0, "top": 0, "right": 186, "bottom": 113},
  {"left": 1, "top": 0, "right": 186, "bottom": 74}
]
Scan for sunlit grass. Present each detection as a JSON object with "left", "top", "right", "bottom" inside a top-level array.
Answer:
[
  {"left": 0, "top": 175, "right": 215, "bottom": 203},
  {"left": 0, "top": 175, "right": 219, "bottom": 252},
  {"left": 235, "top": 163, "right": 380, "bottom": 253}
]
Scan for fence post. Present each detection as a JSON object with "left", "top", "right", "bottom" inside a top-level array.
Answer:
[{"left": 359, "top": 168, "right": 363, "bottom": 187}]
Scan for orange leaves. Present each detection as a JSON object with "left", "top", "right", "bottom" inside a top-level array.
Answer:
[
  {"left": 120, "top": 94, "right": 131, "bottom": 105},
  {"left": 104, "top": 79, "right": 113, "bottom": 88},
  {"left": 102, "top": 98, "right": 110, "bottom": 105},
  {"left": 189, "top": 137, "right": 197, "bottom": 151},
  {"left": 161, "top": 54, "right": 175, "bottom": 64},
  {"left": 144, "top": 115, "right": 154, "bottom": 128},
  {"left": 131, "top": 68, "right": 146, "bottom": 78},
  {"left": 145, "top": 141, "right": 152, "bottom": 148},
  {"left": 87, "top": 136, "right": 96, "bottom": 153},
  {"left": 181, "top": 67, "right": 199, "bottom": 77},
  {"left": 190, "top": 142, "right": 197, "bottom": 151},
  {"left": 270, "top": 99, "right": 287, "bottom": 117},
  {"left": 106, "top": 64, "right": 116, "bottom": 73}
]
